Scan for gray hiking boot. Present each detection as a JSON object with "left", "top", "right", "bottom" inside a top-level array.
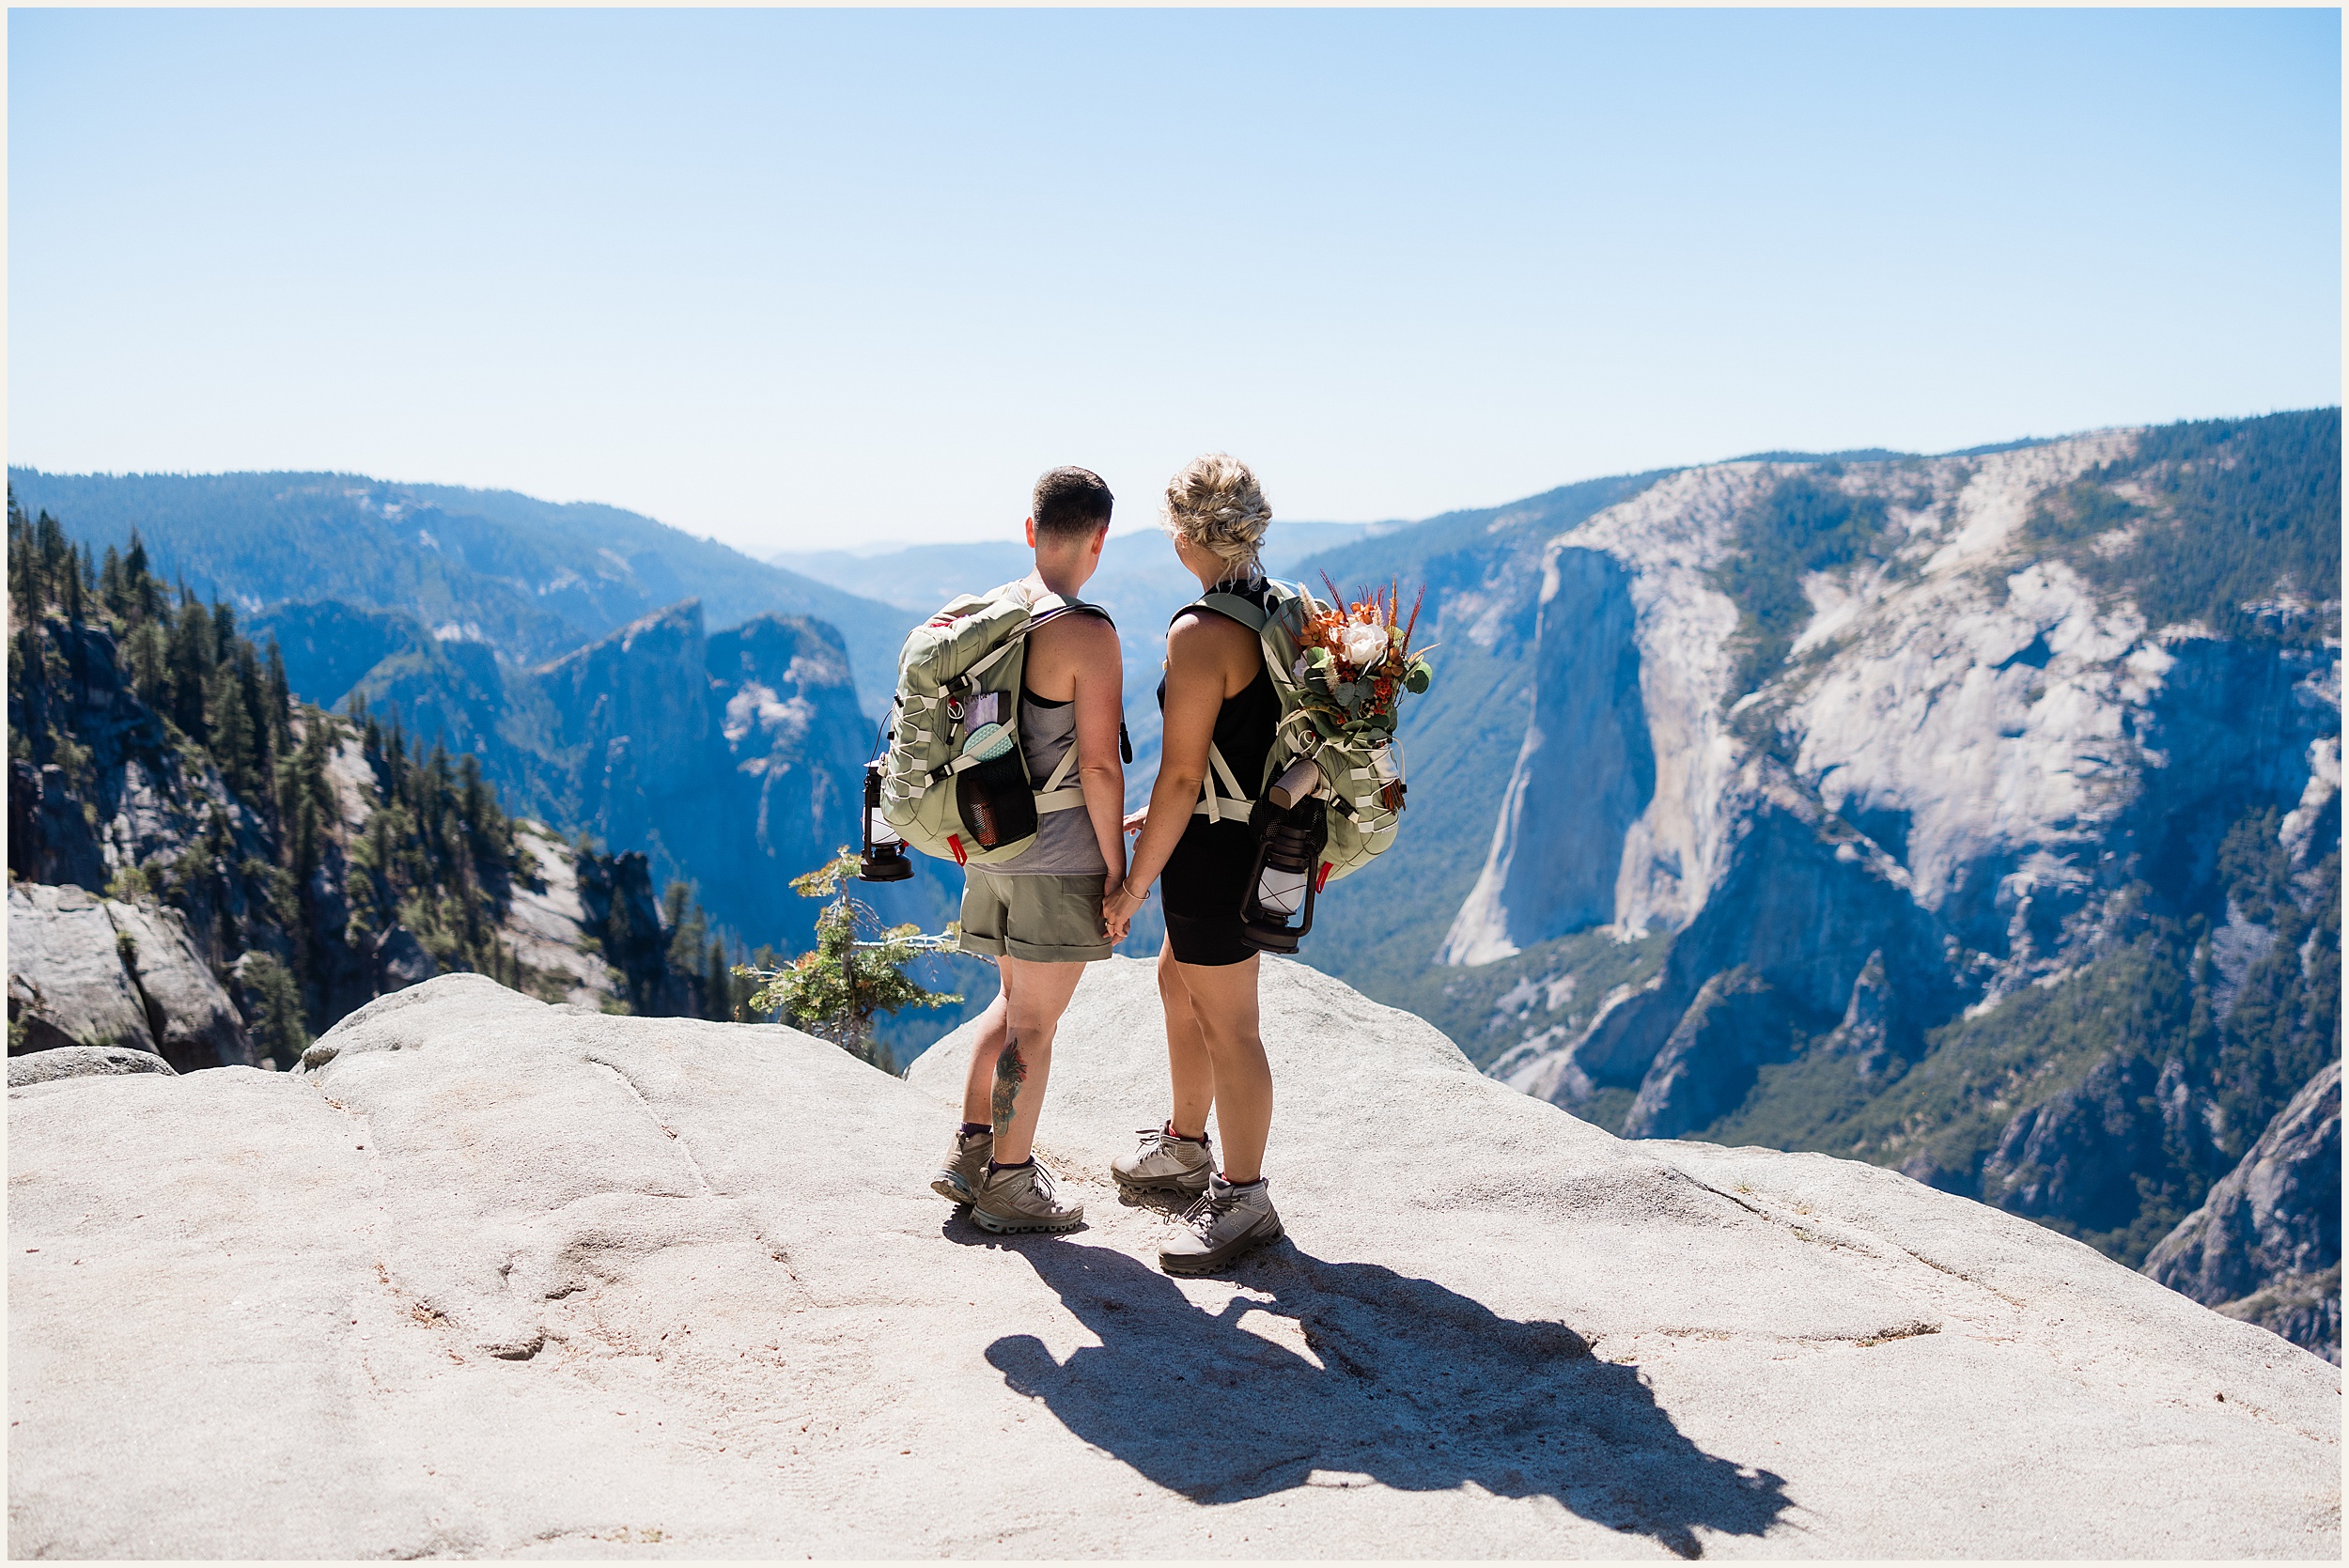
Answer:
[
  {"left": 930, "top": 1128, "right": 991, "bottom": 1207},
  {"left": 1159, "top": 1175, "right": 1283, "bottom": 1275},
  {"left": 1111, "top": 1124, "right": 1214, "bottom": 1195},
  {"left": 970, "top": 1159, "right": 1085, "bottom": 1234}
]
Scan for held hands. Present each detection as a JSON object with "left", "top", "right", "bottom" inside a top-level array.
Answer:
[
  {"left": 1101, "top": 878, "right": 1132, "bottom": 943},
  {"left": 1099, "top": 816, "right": 1156, "bottom": 939},
  {"left": 1103, "top": 810, "right": 1151, "bottom": 939},
  {"left": 1103, "top": 811, "right": 1153, "bottom": 940},
  {"left": 1101, "top": 879, "right": 1147, "bottom": 942}
]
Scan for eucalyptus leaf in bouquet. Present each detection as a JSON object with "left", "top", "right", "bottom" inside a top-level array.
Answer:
[{"left": 1293, "top": 575, "right": 1438, "bottom": 742}]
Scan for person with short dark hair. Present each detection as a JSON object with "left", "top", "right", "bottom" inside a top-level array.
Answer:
[
  {"left": 931, "top": 466, "right": 1131, "bottom": 1234},
  {"left": 1031, "top": 465, "right": 1115, "bottom": 539}
]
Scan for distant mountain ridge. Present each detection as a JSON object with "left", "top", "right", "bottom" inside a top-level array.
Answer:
[
  {"left": 4, "top": 469, "right": 910, "bottom": 713},
  {"left": 771, "top": 520, "right": 1392, "bottom": 613}
]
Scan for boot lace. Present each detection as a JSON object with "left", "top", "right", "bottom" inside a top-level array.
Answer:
[
  {"left": 1027, "top": 1162, "right": 1061, "bottom": 1204},
  {"left": 1179, "top": 1185, "right": 1243, "bottom": 1237},
  {"left": 1135, "top": 1125, "right": 1208, "bottom": 1158}
]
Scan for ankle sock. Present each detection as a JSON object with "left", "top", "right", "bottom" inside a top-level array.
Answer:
[
  {"left": 1218, "top": 1174, "right": 1265, "bottom": 1191},
  {"left": 960, "top": 1122, "right": 991, "bottom": 1139},
  {"left": 988, "top": 1157, "right": 1034, "bottom": 1175},
  {"left": 1163, "top": 1121, "right": 1209, "bottom": 1145}
]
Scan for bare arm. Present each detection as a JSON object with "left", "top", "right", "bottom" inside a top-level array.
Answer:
[{"left": 1062, "top": 616, "right": 1129, "bottom": 894}]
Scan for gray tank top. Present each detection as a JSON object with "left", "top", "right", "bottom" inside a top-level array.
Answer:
[{"left": 992, "top": 691, "right": 1107, "bottom": 877}]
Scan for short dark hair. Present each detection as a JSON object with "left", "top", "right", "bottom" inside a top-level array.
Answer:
[{"left": 1033, "top": 466, "right": 1114, "bottom": 539}]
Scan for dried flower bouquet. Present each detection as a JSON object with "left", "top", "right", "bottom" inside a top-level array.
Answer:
[{"left": 1289, "top": 575, "right": 1436, "bottom": 740}]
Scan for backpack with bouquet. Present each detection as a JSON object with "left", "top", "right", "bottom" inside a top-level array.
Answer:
[
  {"left": 1181, "top": 576, "right": 1434, "bottom": 950},
  {"left": 876, "top": 580, "right": 1127, "bottom": 869}
]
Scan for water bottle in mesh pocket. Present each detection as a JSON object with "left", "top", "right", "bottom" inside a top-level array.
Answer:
[{"left": 956, "top": 723, "right": 1037, "bottom": 850}]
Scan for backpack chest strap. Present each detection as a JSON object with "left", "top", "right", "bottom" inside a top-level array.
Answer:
[
  {"left": 1190, "top": 742, "right": 1254, "bottom": 822},
  {"left": 1034, "top": 737, "right": 1086, "bottom": 813}
]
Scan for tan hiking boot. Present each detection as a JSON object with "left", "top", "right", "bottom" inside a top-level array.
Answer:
[
  {"left": 1159, "top": 1175, "right": 1282, "bottom": 1275},
  {"left": 970, "top": 1159, "right": 1085, "bottom": 1234},
  {"left": 1111, "top": 1124, "right": 1214, "bottom": 1196},
  {"left": 930, "top": 1128, "right": 991, "bottom": 1207}
]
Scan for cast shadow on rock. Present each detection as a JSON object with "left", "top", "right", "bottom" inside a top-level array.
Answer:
[{"left": 968, "top": 1231, "right": 1791, "bottom": 1559}]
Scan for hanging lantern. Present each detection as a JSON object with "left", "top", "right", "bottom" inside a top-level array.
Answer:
[
  {"left": 1240, "top": 790, "right": 1329, "bottom": 955},
  {"left": 859, "top": 762, "right": 913, "bottom": 882}
]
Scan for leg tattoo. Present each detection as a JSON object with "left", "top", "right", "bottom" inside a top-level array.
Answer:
[{"left": 991, "top": 1033, "right": 1028, "bottom": 1140}]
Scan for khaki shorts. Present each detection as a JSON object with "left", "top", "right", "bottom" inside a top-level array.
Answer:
[{"left": 958, "top": 868, "right": 1112, "bottom": 964}]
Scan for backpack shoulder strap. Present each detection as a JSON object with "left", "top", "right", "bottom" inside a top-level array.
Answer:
[
  {"left": 1173, "top": 579, "right": 1275, "bottom": 634},
  {"left": 1025, "top": 590, "right": 1117, "bottom": 635},
  {"left": 1196, "top": 592, "right": 1268, "bottom": 632},
  {"left": 942, "top": 583, "right": 1043, "bottom": 691},
  {"left": 1018, "top": 587, "right": 1132, "bottom": 766}
]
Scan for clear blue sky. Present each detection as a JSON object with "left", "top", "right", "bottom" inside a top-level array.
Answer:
[{"left": 9, "top": 8, "right": 2340, "bottom": 552}]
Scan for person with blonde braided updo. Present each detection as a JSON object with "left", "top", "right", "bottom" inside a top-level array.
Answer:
[{"left": 1103, "top": 453, "right": 1287, "bottom": 1274}]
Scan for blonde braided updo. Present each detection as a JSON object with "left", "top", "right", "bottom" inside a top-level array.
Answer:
[{"left": 1160, "top": 453, "right": 1271, "bottom": 583}]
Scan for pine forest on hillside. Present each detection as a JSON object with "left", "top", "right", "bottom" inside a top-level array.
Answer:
[{"left": 6, "top": 493, "right": 770, "bottom": 1061}]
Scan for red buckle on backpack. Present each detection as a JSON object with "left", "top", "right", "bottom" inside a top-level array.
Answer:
[{"left": 948, "top": 834, "right": 968, "bottom": 867}]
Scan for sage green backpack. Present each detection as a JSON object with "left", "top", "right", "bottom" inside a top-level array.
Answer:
[
  {"left": 878, "top": 580, "right": 1121, "bottom": 868},
  {"left": 1184, "top": 580, "right": 1406, "bottom": 885}
]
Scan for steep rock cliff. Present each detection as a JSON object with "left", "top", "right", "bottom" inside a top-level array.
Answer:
[
  {"left": 1441, "top": 463, "right": 1761, "bottom": 962},
  {"left": 1440, "top": 431, "right": 2340, "bottom": 993},
  {"left": 1280, "top": 473, "right": 1673, "bottom": 991},
  {"left": 2146, "top": 1061, "right": 2341, "bottom": 1362},
  {"left": 540, "top": 603, "right": 895, "bottom": 940},
  {"left": 341, "top": 598, "right": 958, "bottom": 954},
  {"left": 1468, "top": 438, "right": 2322, "bottom": 1034}
]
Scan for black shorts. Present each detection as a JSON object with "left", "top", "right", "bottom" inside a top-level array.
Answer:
[{"left": 1160, "top": 817, "right": 1257, "bottom": 967}]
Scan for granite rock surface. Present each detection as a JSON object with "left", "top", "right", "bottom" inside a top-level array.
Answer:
[
  {"left": 6, "top": 881, "right": 254, "bottom": 1068},
  {"left": 7, "top": 1043, "right": 179, "bottom": 1087},
  {"left": 8, "top": 960, "right": 2339, "bottom": 1558},
  {"left": 6, "top": 882, "right": 156, "bottom": 1056}
]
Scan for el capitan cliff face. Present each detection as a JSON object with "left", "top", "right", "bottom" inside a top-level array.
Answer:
[{"left": 1297, "top": 413, "right": 2339, "bottom": 1352}]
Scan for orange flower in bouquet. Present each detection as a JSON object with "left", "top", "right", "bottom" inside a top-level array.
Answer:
[{"left": 1291, "top": 576, "right": 1435, "bottom": 741}]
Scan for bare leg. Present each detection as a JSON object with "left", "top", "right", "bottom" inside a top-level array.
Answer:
[
  {"left": 1170, "top": 953, "right": 1270, "bottom": 1184},
  {"left": 959, "top": 986, "right": 1009, "bottom": 1128},
  {"left": 1157, "top": 939, "right": 1216, "bottom": 1141},
  {"left": 981, "top": 954, "right": 1085, "bottom": 1167}
]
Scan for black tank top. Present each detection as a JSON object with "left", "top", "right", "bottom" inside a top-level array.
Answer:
[
  {"left": 1155, "top": 580, "right": 1278, "bottom": 797},
  {"left": 1156, "top": 581, "right": 1280, "bottom": 920}
]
